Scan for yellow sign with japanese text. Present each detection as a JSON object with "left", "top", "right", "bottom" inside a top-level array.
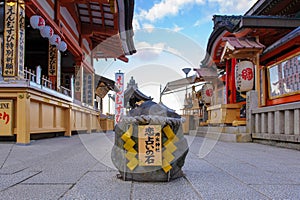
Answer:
[
  {"left": 3, "top": 3, "right": 17, "bottom": 77},
  {"left": 138, "top": 125, "right": 162, "bottom": 166},
  {"left": 0, "top": 100, "right": 13, "bottom": 136}
]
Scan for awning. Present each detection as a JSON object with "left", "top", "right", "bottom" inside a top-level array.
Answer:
[
  {"left": 221, "top": 37, "right": 265, "bottom": 60},
  {"left": 60, "top": 0, "right": 136, "bottom": 63},
  {"left": 95, "top": 75, "right": 119, "bottom": 98},
  {"left": 161, "top": 75, "right": 204, "bottom": 95}
]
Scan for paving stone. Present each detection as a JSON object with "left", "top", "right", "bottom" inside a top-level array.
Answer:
[
  {"left": 132, "top": 178, "right": 201, "bottom": 200},
  {"left": 0, "top": 170, "right": 40, "bottom": 191},
  {"left": 185, "top": 171, "right": 268, "bottom": 199},
  {"left": 0, "top": 184, "right": 71, "bottom": 200},
  {"left": 251, "top": 184, "right": 300, "bottom": 200},
  {"left": 61, "top": 171, "right": 132, "bottom": 200},
  {"left": 0, "top": 133, "right": 300, "bottom": 199}
]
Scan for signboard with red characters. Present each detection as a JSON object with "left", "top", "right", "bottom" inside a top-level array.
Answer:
[
  {"left": 0, "top": 100, "right": 13, "bottom": 136},
  {"left": 235, "top": 61, "right": 254, "bottom": 92},
  {"left": 115, "top": 72, "right": 124, "bottom": 123}
]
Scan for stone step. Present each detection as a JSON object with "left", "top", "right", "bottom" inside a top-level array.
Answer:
[{"left": 189, "top": 126, "right": 252, "bottom": 143}]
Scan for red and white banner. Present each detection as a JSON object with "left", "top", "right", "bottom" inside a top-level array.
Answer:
[{"left": 115, "top": 72, "right": 124, "bottom": 124}]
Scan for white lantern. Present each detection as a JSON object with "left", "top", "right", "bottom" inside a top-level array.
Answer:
[
  {"left": 58, "top": 41, "right": 67, "bottom": 52},
  {"left": 201, "top": 83, "right": 214, "bottom": 104},
  {"left": 49, "top": 34, "right": 61, "bottom": 46},
  {"left": 235, "top": 60, "right": 254, "bottom": 92},
  {"left": 30, "top": 15, "right": 45, "bottom": 30},
  {"left": 40, "top": 26, "right": 53, "bottom": 39}
]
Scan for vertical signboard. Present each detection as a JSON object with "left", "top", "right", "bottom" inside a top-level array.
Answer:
[
  {"left": 17, "top": 0, "right": 25, "bottom": 79},
  {"left": 48, "top": 44, "right": 57, "bottom": 89},
  {"left": 115, "top": 71, "right": 124, "bottom": 123},
  {"left": 138, "top": 125, "right": 162, "bottom": 166},
  {"left": 74, "top": 65, "right": 82, "bottom": 101},
  {"left": 0, "top": 100, "right": 13, "bottom": 136},
  {"left": 3, "top": 2, "right": 17, "bottom": 77}
]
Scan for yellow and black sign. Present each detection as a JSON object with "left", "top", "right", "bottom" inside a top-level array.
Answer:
[{"left": 0, "top": 100, "right": 13, "bottom": 136}]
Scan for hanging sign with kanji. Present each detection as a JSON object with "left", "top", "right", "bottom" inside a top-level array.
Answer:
[
  {"left": 115, "top": 72, "right": 124, "bottom": 123},
  {"left": 138, "top": 125, "right": 162, "bottom": 166}
]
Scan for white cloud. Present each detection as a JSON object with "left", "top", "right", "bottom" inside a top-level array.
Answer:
[
  {"left": 193, "top": 15, "right": 213, "bottom": 27},
  {"left": 142, "top": 23, "right": 155, "bottom": 32},
  {"left": 134, "top": 41, "right": 182, "bottom": 61},
  {"left": 138, "top": 0, "right": 205, "bottom": 22},
  {"left": 208, "top": 0, "right": 258, "bottom": 14},
  {"left": 132, "top": 18, "right": 141, "bottom": 30},
  {"left": 173, "top": 24, "right": 183, "bottom": 32}
]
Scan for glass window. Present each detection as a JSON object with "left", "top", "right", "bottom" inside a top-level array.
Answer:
[{"left": 268, "top": 54, "right": 300, "bottom": 99}]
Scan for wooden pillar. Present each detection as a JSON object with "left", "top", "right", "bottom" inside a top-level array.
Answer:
[
  {"left": 255, "top": 53, "right": 261, "bottom": 107},
  {"left": 231, "top": 58, "right": 237, "bottom": 103},
  {"left": 225, "top": 60, "right": 230, "bottom": 104},
  {"left": 65, "top": 107, "right": 72, "bottom": 137},
  {"left": 16, "top": 92, "right": 30, "bottom": 144},
  {"left": 87, "top": 113, "right": 92, "bottom": 133},
  {"left": 3, "top": 1, "right": 25, "bottom": 79},
  {"left": 261, "top": 66, "right": 266, "bottom": 106}
]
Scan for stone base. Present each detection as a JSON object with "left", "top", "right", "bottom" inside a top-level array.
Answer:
[{"left": 193, "top": 126, "right": 252, "bottom": 143}]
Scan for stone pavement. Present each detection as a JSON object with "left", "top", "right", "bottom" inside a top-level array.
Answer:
[{"left": 0, "top": 132, "right": 300, "bottom": 200}]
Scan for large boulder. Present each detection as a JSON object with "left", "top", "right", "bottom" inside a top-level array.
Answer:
[{"left": 111, "top": 101, "right": 189, "bottom": 182}]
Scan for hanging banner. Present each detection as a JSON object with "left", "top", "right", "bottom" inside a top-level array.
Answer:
[
  {"left": 0, "top": 100, "right": 13, "bottom": 136},
  {"left": 74, "top": 65, "right": 82, "bottom": 101},
  {"left": 3, "top": 2, "right": 17, "bottom": 77},
  {"left": 17, "top": 1, "right": 25, "bottom": 78},
  {"left": 138, "top": 125, "right": 162, "bottom": 166},
  {"left": 87, "top": 74, "right": 93, "bottom": 105},
  {"left": 48, "top": 43, "right": 60, "bottom": 89},
  {"left": 115, "top": 71, "right": 124, "bottom": 123}
]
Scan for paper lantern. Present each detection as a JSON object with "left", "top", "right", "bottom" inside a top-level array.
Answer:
[
  {"left": 201, "top": 83, "right": 214, "bottom": 104},
  {"left": 40, "top": 26, "right": 53, "bottom": 39},
  {"left": 235, "top": 61, "right": 254, "bottom": 92},
  {"left": 49, "top": 34, "right": 61, "bottom": 46},
  {"left": 30, "top": 15, "right": 45, "bottom": 30},
  {"left": 58, "top": 41, "right": 67, "bottom": 52}
]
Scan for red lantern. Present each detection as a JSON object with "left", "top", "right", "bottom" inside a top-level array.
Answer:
[
  {"left": 235, "top": 61, "right": 254, "bottom": 92},
  {"left": 40, "top": 26, "right": 53, "bottom": 39},
  {"left": 30, "top": 15, "right": 45, "bottom": 30},
  {"left": 50, "top": 34, "right": 61, "bottom": 46},
  {"left": 58, "top": 41, "right": 67, "bottom": 52}
]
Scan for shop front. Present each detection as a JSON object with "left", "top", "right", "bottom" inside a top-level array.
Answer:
[
  {"left": 0, "top": 0, "right": 136, "bottom": 144},
  {"left": 196, "top": 0, "right": 300, "bottom": 143}
]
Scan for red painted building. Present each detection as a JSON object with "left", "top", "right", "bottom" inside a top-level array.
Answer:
[{"left": 196, "top": 0, "right": 300, "bottom": 143}]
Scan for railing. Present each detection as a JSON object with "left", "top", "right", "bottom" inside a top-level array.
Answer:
[
  {"left": 250, "top": 101, "right": 300, "bottom": 143},
  {"left": 23, "top": 66, "right": 73, "bottom": 98},
  {"left": 59, "top": 85, "right": 71, "bottom": 97},
  {"left": 41, "top": 75, "right": 53, "bottom": 89},
  {"left": 24, "top": 68, "right": 36, "bottom": 82}
]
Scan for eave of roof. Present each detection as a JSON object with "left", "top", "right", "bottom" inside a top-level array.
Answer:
[
  {"left": 201, "top": 15, "right": 300, "bottom": 67},
  {"left": 62, "top": 0, "right": 136, "bottom": 63}
]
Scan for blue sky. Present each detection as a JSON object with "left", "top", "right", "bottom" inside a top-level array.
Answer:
[{"left": 95, "top": 0, "right": 258, "bottom": 113}]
